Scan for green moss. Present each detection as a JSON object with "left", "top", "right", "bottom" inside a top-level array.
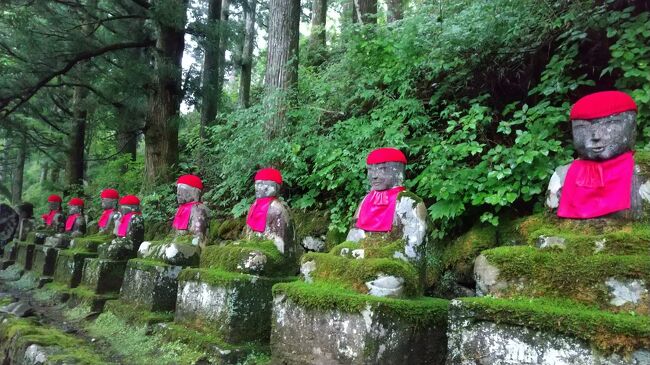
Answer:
[
  {"left": 301, "top": 252, "right": 421, "bottom": 296},
  {"left": 25, "top": 231, "right": 37, "bottom": 243},
  {"left": 199, "top": 238, "right": 296, "bottom": 276},
  {"left": 329, "top": 241, "right": 360, "bottom": 255},
  {"left": 71, "top": 233, "right": 113, "bottom": 252},
  {"left": 273, "top": 281, "right": 448, "bottom": 325},
  {"left": 205, "top": 218, "right": 223, "bottom": 244},
  {"left": 127, "top": 258, "right": 173, "bottom": 271},
  {"left": 293, "top": 210, "right": 330, "bottom": 240},
  {"left": 160, "top": 322, "right": 266, "bottom": 354},
  {"left": 0, "top": 316, "right": 108, "bottom": 364},
  {"left": 104, "top": 299, "right": 174, "bottom": 325},
  {"left": 483, "top": 246, "right": 650, "bottom": 312},
  {"left": 459, "top": 296, "right": 650, "bottom": 353},
  {"left": 0, "top": 297, "right": 14, "bottom": 307},
  {"left": 143, "top": 221, "right": 171, "bottom": 242},
  {"left": 216, "top": 218, "right": 245, "bottom": 241},
  {"left": 179, "top": 267, "right": 295, "bottom": 288}
]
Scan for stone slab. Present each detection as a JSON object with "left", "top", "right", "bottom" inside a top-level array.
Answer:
[
  {"left": 175, "top": 270, "right": 291, "bottom": 344},
  {"left": 31, "top": 246, "right": 58, "bottom": 277},
  {"left": 15, "top": 243, "right": 35, "bottom": 270},
  {"left": 119, "top": 259, "right": 182, "bottom": 312},
  {"left": 81, "top": 258, "right": 128, "bottom": 294},
  {"left": 53, "top": 251, "right": 98, "bottom": 288}
]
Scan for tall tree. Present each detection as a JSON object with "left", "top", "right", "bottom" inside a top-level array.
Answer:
[
  {"left": 263, "top": 0, "right": 300, "bottom": 138},
  {"left": 200, "top": 0, "right": 223, "bottom": 136},
  {"left": 386, "top": 0, "right": 404, "bottom": 22},
  {"left": 144, "top": 0, "right": 188, "bottom": 185},
  {"left": 11, "top": 135, "right": 26, "bottom": 204},
  {"left": 307, "top": 0, "right": 327, "bottom": 65},
  {"left": 353, "top": 0, "right": 377, "bottom": 24},
  {"left": 238, "top": 0, "right": 257, "bottom": 108}
]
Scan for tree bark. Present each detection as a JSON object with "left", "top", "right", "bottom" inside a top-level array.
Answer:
[
  {"left": 307, "top": 0, "right": 327, "bottom": 66},
  {"left": 200, "top": 0, "right": 222, "bottom": 137},
  {"left": 263, "top": 0, "right": 300, "bottom": 139},
  {"left": 238, "top": 0, "right": 257, "bottom": 108},
  {"left": 216, "top": 0, "right": 231, "bottom": 101},
  {"left": 66, "top": 85, "right": 88, "bottom": 186},
  {"left": 386, "top": 0, "right": 403, "bottom": 22},
  {"left": 353, "top": 0, "right": 376, "bottom": 24},
  {"left": 40, "top": 162, "right": 49, "bottom": 184},
  {"left": 50, "top": 166, "right": 60, "bottom": 183},
  {"left": 11, "top": 135, "right": 26, "bottom": 204},
  {"left": 144, "top": 0, "right": 187, "bottom": 185}
]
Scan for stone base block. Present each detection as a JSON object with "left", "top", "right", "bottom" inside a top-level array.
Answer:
[
  {"left": 270, "top": 282, "right": 449, "bottom": 365},
  {"left": 447, "top": 298, "right": 650, "bottom": 365},
  {"left": 0, "top": 264, "right": 24, "bottom": 281},
  {"left": 53, "top": 251, "right": 98, "bottom": 288},
  {"left": 32, "top": 246, "right": 59, "bottom": 277},
  {"left": 81, "top": 258, "right": 128, "bottom": 294},
  {"left": 119, "top": 259, "right": 182, "bottom": 312},
  {"left": 68, "top": 287, "right": 118, "bottom": 313},
  {"left": 15, "top": 243, "right": 35, "bottom": 270},
  {"left": 175, "top": 268, "right": 294, "bottom": 344}
]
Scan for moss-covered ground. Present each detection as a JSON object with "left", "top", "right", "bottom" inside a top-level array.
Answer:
[{"left": 458, "top": 296, "right": 650, "bottom": 354}]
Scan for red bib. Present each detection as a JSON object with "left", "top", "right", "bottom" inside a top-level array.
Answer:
[
  {"left": 117, "top": 212, "right": 141, "bottom": 237},
  {"left": 43, "top": 210, "right": 59, "bottom": 226},
  {"left": 65, "top": 214, "right": 80, "bottom": 232},
  {"left": 172, "top": 202, "right": 199, "bottom": 230},
  {"left": 246, "top": 197, "right": 275, "bottom": 233},
  {"left": 98, "top": 209, "right": 114, "bottom": 229},
  {"left": 558, "top": 151, "right": 634, "bottom": 219},
  {"left": 355, "top": 186, "right": 406, "bottom": 232}
]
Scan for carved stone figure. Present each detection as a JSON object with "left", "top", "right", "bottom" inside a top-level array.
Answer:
[
  {"left": 243, "top": 168, "right": 296, "bottom": 268},
  {"left": 99, "top": 195, "right": 144, "bottom": 260},
  {"left": 97, "top": 189, "right": 120, "bottom": 234},
  {"left": 40, "top": 194, "right": 65, "bottom": 233},
  {"left": 15, "top": 203, "right": 34, "bottom": 242},
  {"left": 546, "top": 91, "right": 648, "bottom": 219},
  {"left": 64, "top": 198, "right": 86, "bottom": 237}
]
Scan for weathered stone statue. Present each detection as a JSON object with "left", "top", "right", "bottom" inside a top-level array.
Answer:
[
  {"left": 40, "top": 195, "right": 65, "bottom": 233},
  {"left": 97, "top": 189, "right": 120, "bottom": 234},
  {"left": 63, "top": 198, "right": 86, "bottom": 238},
  {"left": 101, "top": 195, "right": 144, "bottom": 259},
  {"left": 546, "top": 91, "right": 648, "bottom": 219}
]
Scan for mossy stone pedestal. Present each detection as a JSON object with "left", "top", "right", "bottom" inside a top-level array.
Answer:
[
  {"left": 31, "top": 245, "right": 58, "bottom": 278},
  {"left": 270, "top": 282, "right": 449, "bottom": 365},
  {"left": 53, "top": 251, "right": 98, "bottom": 288},
  {"left": 1, "top": 241, "right": 18, "bottom": 269},
  {"left": 80, "top": 258, "right": 128, "bottom": 294},
  {"left": 119, "top": 259, "right": 182, "bottom": 312},
  {"left": 15, "top": 242, "right": 35, "bottom": 271}
]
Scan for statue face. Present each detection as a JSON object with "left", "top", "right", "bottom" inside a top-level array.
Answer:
[
  {"left": 48, "top": 202, "right": 61, "bottom": 211},
  {"left": 120, "top": 204, "right": 140, "bottom": 214},
  {"left": 177, "top": 183, "right": 201, "bottom": 204},
  {"left": 572, "top": 111, "right": 636, "bottom": 161},
  {"left": 68, "top": 205, "right": 82, "bottom": 215},
  {"left": 101, "top": 198, "right": 118, "bottom": 210},
  {"left": 255, "top": 181, "right": 280, "bottom": 199},
  {"left": 367, "top": 162, "right": 405, "bottom": 191}
]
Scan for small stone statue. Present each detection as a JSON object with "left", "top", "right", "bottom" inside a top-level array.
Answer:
[
  {"left": 245, "top": 168, "right": 295, "bottom": 257},
  {"left": 346, "top": 148, "right": 428, "bottom": 262},
  {"left": 98, "top": 189, "right": 120, "bottom": 233},
  {"left": 172, "top": 174, "right": 209, "bottom": 246},
  {"left": 546, "top": 91, "right": 648, "bottom": 219},
  {"left": 15, "top": 203, "right": 34, "bottom": 241},
  {"left": 40, "top": 194, "right": 65, "bottom": 233},
  {"left": 64, "top": 198, "right": 86, "bottom": 237},
  {"left": 99, "top": 195, "right": 144, "bottom": 260}
]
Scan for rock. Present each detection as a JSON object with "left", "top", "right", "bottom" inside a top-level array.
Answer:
[
  {"left": 301, "top": 236, "right": 325, "bottom": 252},
  {"left": 23, "top": 344, "right": 51, "bottom": 365},
  {"left": 474, "top": 254, "right": 507, "bottom": 296},
  {"left": 606, "top": 278, "right": 648, "bottom": 307},
  {"left": 365, "top": 274, "right": 405, "bottom": 298},
  {"left": 138, "top": 241, "right": 200, "bottom": 267},
  {"left": 0, "top": 301, "right": 34, "bottom": 317},
  {"left": 0, "top": 204, "right": 19, "bottom": 242},
  {"left": 536, "top": 235, "right": 566, "bottom": 249},
  {"left": 299, "top": 260, "right": 316, "bottom": 283}
]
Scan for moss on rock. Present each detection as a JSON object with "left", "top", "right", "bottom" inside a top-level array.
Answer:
[
  {"left": 199, "top": 239, "right": 296, "bottom": 276},
  {"left": 70, "top": 233, "right": 113, "bottom": 252}
]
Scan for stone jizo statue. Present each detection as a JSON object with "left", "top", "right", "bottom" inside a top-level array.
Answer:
[
  {"left": 546, "top": 91, "right": 648, "bottom": 219},
  {"left": 15, "top": 203, "right": 34, "bottom": 242},
  {"left": 99, "top": 195, "right": 144, "bottom": 260},
  {"left": 40, "top": 194, "right": 65, "bottom": 233},
  {"left": 98, "top": 188, "right": 120, "bottom": 233},
  {"left": 64, "top": 198, "right": 86, "bottom": 237},
  {"left": 172, "top": 174, "right": 208, "bottom": 246}
]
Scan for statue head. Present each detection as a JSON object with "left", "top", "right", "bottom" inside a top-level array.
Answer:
[
  {"left": 254, "top": 168, "right": 282, "bottom": 198},
  {"left": 47, "top": 194, "right": 62, "bottom": 211},
  {"left": 366, "top": 148, "right": 406, "bottom": 191},
  {"left": 68, "top": 197, "right": 84, "bottom": 215},
  {"left": 570, "top": 91, "right": 638, "bottom": 161},
  {"left": 176, "top": 174, "right": 203, "bottom": 204},
  {"left": 100, "top": 189, "right": 119, "bottom": 210},
  {"left": 119, "top": 195, "right": 141, "bottom": 214}
]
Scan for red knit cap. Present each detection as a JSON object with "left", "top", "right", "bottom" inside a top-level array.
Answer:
[
  {"left": 119, "top": 195, "right": 140, "bottom": 205},
  {"left": 366, "top": 148, "right": 407, "bottom": 165},
  {"left": 570, "top": 91, "right": 637, "bottom": 120},
  {"left": 254, "top": 168, "right": 283, "bottom": 185},
  {"left": 68, "top": 198, "right": 84, "bottom": 206},
  {"left": 47, "top": 194, "right": 62, "bottom": 203},
  {"left": 177, "top": 174, "right": 203, "bottom": 190},
  {"left": 100, "top": 189, "right": 119, "bottom": 199}
]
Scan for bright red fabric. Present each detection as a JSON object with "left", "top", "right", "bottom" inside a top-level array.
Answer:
[
  {"left": 65, "top": 214, "right": 80, "bottom": 231},
  {"left": 100, "top": 189, "right": 119, "bottom": 199},
  {"left": 366, "top": 148, "right": 407, "bottom": 165},
  {"left": 98, "top": 209, "right": 114, "bottom": 228},
  {"left": 43, "top": 210, "right": 59, "bottom": 226},
  {"left": 47, "top": 194, "right": 62, "bottom": 203},
  {"left": 119, "top": 195, "right": 140, "bottom": 205},
  {"left": 246, "top": 197, "right": 275, "bottom": 232},
  {"left": 355, "top": 186, "right": 406, "bottom": 232},
  {"left": 117, "top": 212, "right": 140, "bottom": 237},
  {"left": 558, "top": 151, "right": 635, "bottom": 219},
  {"left": 255, "top": 168, "right": 283, "bottom": 185},
  {"left": 68, "top": 198, "right": 84, "bottom": 206},
  {"left": 177, "top": 174, "right": 203, "bottom": 189},
  {"left": 570, "top": 91, "right": 637, "bottom": 120},
  {"left": 172, "top": 201, "right": 199, "bottom": 230}
]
